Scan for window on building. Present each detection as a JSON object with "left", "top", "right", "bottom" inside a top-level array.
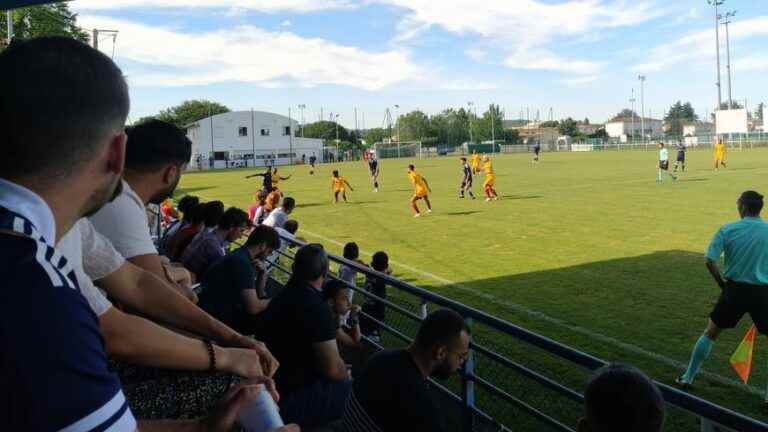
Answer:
[
  {"left": 283, "top": 126, "right": 291, "bottom": 136},
  {"left": 238, "top": 127, "right": 248, "bottom": 137},
  {"left": 260, "top": 128, "right": 270, "bottom": 136}
]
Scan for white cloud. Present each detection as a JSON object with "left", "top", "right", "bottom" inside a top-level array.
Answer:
[
  {"left": 633, "top": 16, "right": 768, "bottom": 73},
  {"left": 71, "top": 0, "right": 356, "bottom": 13},
  {"left": 465, "top": 49, "right": 488, "bottom": 62},
  {"left": 77, "top": 15, "right": 421, "bottom": 90},
  {"left": 734, "top": 56, "right": 768, "bottom": 72},
  {"left": 562, "top": 75, "right": 600, "bottom": 87},
  {"left": 504, "top": 50, "right": 601, "bottom": 75},
  {"left": 280, "top": 20, "right": 292, "bottom": 27},
  {"left": 439, "top": 80, "right": 498, "bottom": 91},
  {"left": 378, "top": 0, "right": 662, "bottom": 76}
]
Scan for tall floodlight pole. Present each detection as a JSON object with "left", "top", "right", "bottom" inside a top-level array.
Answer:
[
  {"left": 394, "top": 104, "right": 401, "bottom": 158},
  {"left": 334, "top": 113, "right": 340, "bottom": 159},
  {"left": 288, "top": 106, "right": 293, "bottom": 165},
  {"left": 709, "top": 0, "right": 725, "bottom": 109},
  {"left": 298, "top": 104, "right": 306, "bottom": 137},
  {"left": 638, "top": 75, "right": 646, "bottom": 144},
  {"left": 720, "top": 10, "right": 736, "bottom": 109},
  {"left": 630, "top": 89, "right": 637, "bottom": 142},
  {"left": 491, "top": 104, "right": 496, "bottom": 153}
]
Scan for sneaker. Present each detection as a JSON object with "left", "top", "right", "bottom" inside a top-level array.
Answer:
[
  {"left": 486, "top": 198, "right": 491, "bottom": 202},
  {"left": 427, "top": 209, "right": 432, "bottom": 214},
  {"left": 493, "top": 197, "right": 499, "bottom": 201},
  {"left": 414, "top": 213, "right": 421, "bottom": 218},
  {"left": 471, "top": 196, "right": 476, "bottom": 200},
  {"left": 674, "top": 376, "right": 692, "bottom": 390},
  {"left": 374, "top": 188, "right": 378, "bottom": 192}
]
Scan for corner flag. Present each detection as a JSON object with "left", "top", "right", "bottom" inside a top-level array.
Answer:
[{"left": 730, "top": 325, "right": 757, "bottom": 384}]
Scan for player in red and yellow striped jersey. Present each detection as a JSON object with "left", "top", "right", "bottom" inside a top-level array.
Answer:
[
  {"left": 407, "top": 164, "right": 432, "bottom": 217},
  {"left": 481, "top": 155, "right": 499, "bottom": 201}
]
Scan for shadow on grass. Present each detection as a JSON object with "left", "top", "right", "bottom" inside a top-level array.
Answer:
[
  {"left": 379, "top": 250, "right": 765, "bottom": 431},
  {"left": 443, "top": 211, "right": 482, "bottom": 216},
  {"left": 677, "top": 178, "right": 709, "bottom": 183},
  {"left": 295, "top": 202, "right": 326, "bottom": 209}
]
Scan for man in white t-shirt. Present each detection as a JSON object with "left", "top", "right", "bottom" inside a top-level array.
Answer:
[
  {"left": 263, "top": 196, "right": 295, "bottom": 229},
  {"left": 58, "top": 219, "right": 275, "bottom": 377},
  {"left": 90, "top": 120, "right": 195, "bottom": 300},
  {"left": 267, "top": 219, "right": 300, "bottom": 274}
]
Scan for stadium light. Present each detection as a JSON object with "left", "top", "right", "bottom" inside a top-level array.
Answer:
[
  {"left": 467, "top": 101, "right": 474, "bottom": 143},
  {"left": 298, "top": 104, "right": 306, "bottom": 137},
  {"left": 720, "top": 10, "right": 737, "bottom": 109},
  {"left": 708, "top": 0, "right": 725, "bottom": 109},
  {"left": 638, "top": 75, "right": 646, "bottom": 144}
]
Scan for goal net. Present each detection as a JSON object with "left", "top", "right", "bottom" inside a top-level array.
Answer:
[{"left": 374, "top": 141, "right": 422, "bottom": 159}]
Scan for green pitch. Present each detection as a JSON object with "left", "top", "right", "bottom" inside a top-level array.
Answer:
[{"left": 178, "top": 148, "right": 768, "bottom": 428}]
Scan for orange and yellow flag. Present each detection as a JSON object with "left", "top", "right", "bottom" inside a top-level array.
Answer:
[{"left": 730, "top": 325, "right": 757, "bottom": 384}]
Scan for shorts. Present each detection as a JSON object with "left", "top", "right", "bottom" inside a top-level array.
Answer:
[
  {"left": 658, "top": 161, "right": 669, "bottom": 170},
  {"left": 710, "top": 281, "right": 768, "bottom": 334},
  {"left": 677, "top": 153, "right": 685, "bottom": 162},
  {"left": 484, "top": 175, "right": 496, "bottom": 188},
  {"left": 462, "top": 178, "right": 473, "bottom": 188},
  {"left": 413, "top": 190, "right": 428, "bottom": 199},
  {"left": 715, "top": 154, "right": 725, "bottom": 162},
  {"left": 334, "top": 187, "right": 345, "bottom": 194}
]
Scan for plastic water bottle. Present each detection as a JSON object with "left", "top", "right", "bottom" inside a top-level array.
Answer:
[{"left": 236, "top": 384, "right": 285, "bottom": 432}]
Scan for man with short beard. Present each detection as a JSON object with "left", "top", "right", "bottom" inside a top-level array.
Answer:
[
  {"left": 0, "top": 37, "right": 295, "bottom": 432},
  {"left": 90, "top": 119, "right": 195, "bottom": 299},
  {"left": 342, "top": 309, "right": 471, "bottom": 432}
]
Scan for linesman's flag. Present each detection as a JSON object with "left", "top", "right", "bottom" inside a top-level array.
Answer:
[{"left": 730, "top": 325, "right": 757, "bottom": 384}]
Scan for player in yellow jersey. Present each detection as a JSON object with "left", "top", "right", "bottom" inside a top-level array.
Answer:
[
  {"left": 470, "top": 150, "right": 481, "bottom": 174},
  {"left": 714, "top": 136, "right": 727, "bottom": 170},
  {"left": 270, "top": 167, "right": 292, "bottom": 193},
  {"left": 481, "top": 155, "right": 499, "bottom": 201},
  {"left": 408, "top": 164, "right": 432, "bottom": 217},
  {"left": 332, "top": 170, "right": 354, "bottom": 203}
]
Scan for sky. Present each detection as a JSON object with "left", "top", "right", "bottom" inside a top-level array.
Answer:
[{"left": 69, "top": 0, "right": 768, "bottom": 128}]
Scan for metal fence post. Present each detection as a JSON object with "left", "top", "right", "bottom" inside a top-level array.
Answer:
[{"left": 462, "top": 317, "right": 476, "bottom": 432}]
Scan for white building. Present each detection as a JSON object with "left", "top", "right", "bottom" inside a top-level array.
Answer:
[
  {"left": 605, "top": 116, "right": 663, "bottom": 139},
  {"left": 186, "top": 110, "right": 323, "bottom": 169}
]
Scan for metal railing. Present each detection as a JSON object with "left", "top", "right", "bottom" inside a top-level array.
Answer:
[{"left": 269, "top": 236, "right": 768, "bottom": 432}]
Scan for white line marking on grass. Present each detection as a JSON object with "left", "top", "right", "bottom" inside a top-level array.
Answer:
[{"left": 302, "top": 228, "right": 763, "bottom": 396}]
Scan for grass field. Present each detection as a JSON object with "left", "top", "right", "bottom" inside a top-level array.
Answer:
[{"left": 178, "top": 148, "right": 768, "bottom": 429}]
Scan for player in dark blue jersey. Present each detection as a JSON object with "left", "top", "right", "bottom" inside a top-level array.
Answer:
[
  {"left": 368, "top": 154, "right": 380, "bottom": 192},
  {"left": 309, "top": 153, "right": 317, "bottom": 175},
  {"left": 673, "top": 140, "right": 686, "bottom": 173},
  {"left": 459, "top": 157, "right": 476, "bottom": 199},
  {"left": 245, "top": 166, "right": 274, "bottom": 193},
  {"left": 533, "top": 142, "right": 541, "bottom": 164}
]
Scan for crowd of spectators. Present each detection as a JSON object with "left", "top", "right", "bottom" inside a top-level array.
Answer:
[{"left": 0, "top": 36, "right": 670, "bottom": 432}]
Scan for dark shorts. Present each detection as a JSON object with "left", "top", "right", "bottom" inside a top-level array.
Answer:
[
  {"left": 659, "top": 161, "right": 669, "bottom": 170},
  {"left": 710, "top": 281, "right": 768, "bottom": 334},
  {"left": 463, "top": 178, "right": 473, "bottom": 188},
  {"left": 677, "top": 153, "right": 685, "bottom": 162}
]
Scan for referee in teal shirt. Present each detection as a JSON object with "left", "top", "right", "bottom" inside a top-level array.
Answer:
[{"left": 677, "top": 191, "right": 768, "bottom": 399}]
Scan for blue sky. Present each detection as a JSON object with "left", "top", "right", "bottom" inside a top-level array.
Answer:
[{"left": 70, "top": 0, "right": 768, "bottom": 127}]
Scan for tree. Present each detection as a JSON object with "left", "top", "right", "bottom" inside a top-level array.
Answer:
[
  {"left": 558, "top": 118, "right": 580, "bottom": 137},
  {"left": 301, "top": 120, "right": 351, "bottom": 145},
  {"left": 583, "top": 118, "right": 590, "bottom": 125},
  {"left": 155, "top": 100, "right": 230, "bottom": 129},
  {"left": 474, "top": 104, "right": 505, "bottom": 143},
  {"left": 719, "top": 101, "right": 744, "bottom": 110},
  {"left": 755, "top": 103, "right": 765, "bottom": 123},
  {"left": 363, "top": 128, "right": 389, "bottom": 145},
  {"left": 430, "top": 108, "right": 470, "bottom": 147},
  {"left": 540, "top": 120, "right": 560, "bottom": 128},
  {"left": 395, "top": 110, "right": 432, "bottom": 142},
  {"left": 2, "top": 4, "right": 89, "bottom": 44},
  {"left": 664, "top": 100, "right": 698, "bottom": 136},
  {"left": 612, "top": 109, "right": 638, "bottom": 120}
]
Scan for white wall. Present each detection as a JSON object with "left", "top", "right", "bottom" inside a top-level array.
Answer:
[
  {"left": 605, "top": 122, "right": 625, "bottom": 138},
  {"left": 188, "top": 111, "right": 323, "bottom": 168},
  {"left": 716, "top": 109, "right": 749, "bottom": 134}
]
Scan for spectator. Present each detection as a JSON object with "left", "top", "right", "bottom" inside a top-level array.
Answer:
[
  {"left": 338, "top": 242, "right": 365, "bottom": 303},
  {"left": 198, "top": 225, "right": 281, "bottom": 333},
  {"left": 182, "top": 207, "right": 249, "bottom": 279},
  {"left": 158, "top": 194, "right": 199, "bottom": 254},
  {"left": 0, "top": 36, "right": 296, "bottom": 432},
  {"left": 167, "top": 202, "right": 206, "bottom": 262},
  {"left": 578, "top": 364, "right": 665, "bottom": 432},
  {"left": 254, "top": 190, "right": 280, "bottom": 225},
  {"left": 90, "top": 119, "right": 195, "bottom": 299},
  {"left": 248, "top": 189, "right": 268, "bottom": 223},
  {"left": 58, "top": 219, "right": 276, "bottom": 380},
  {"left": 264, "top": 196, "right": 296, "bottom": 229},
  {"left": 342, "top": 309, "right": 471, "bottom": 432},
  {"left": 323, "top": 279, "right": 362, "bottom": 349},
  {"left": 267, "top": 219, "right": 300, "bottom": 272},
  {"left": 259, "top": 244, "right": 352, "bottom": 428},
  {"left": 361, "top": 251, "right": 390, "bottom": 343}
]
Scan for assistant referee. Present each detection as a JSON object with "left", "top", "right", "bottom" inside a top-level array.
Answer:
[{"left": 677, "top": 191, "right": 768, "bottom": 397}]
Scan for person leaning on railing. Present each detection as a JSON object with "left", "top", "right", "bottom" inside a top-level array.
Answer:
[
  {"left": 258, "top": 244, "right": 352, "bottom": 428},
  {"left": 342, "top": 309, "right": 471, "bottom": 432}
]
